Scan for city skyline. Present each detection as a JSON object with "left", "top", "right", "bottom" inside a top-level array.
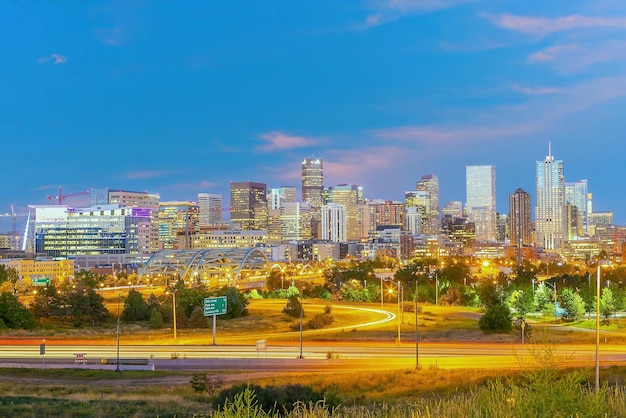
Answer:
[{"left": 2, "top": 1, "right": 626, "bottom": 227}]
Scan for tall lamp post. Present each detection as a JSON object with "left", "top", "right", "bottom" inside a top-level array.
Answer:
[
  {"left": 172, "top": 289, "right": 178, "bottom": 341},
  {"left": 299, "top": 287, "right": 305, "bottom": 359},
  {"left": 414, "top": 278, "right": 421, "bottom": 370},
  {"left": 116, "top": 292, "right": 121, "bottom": 372},
  {"left": 596, "top": 260, "right": 611, "bottom": 393}
]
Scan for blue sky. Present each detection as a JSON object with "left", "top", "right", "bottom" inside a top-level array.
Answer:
[{"left": 2, "top": 0, "right": 626, "bottom": 231}]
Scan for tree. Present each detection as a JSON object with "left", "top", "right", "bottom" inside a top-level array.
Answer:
[
  {"left": 149, "top": 308, "right": 164, "bottom": 329},
  {"left": 0, "top": 293, "right": 35, "bottom": 329},
  {"left": 600, "top": 287, "right": 616, "bottom": 320},
  {"left": 508, "top": 289, "right": 534, "bottom": 320},
  {"left": 189, "top": 306, "right": 209, "bottom": 328},
  {"left": 340, "top": 279, "right": 368, "bottom": 302},
  {"left": 58, "top": 283, "right": 109, "bottom": 327},
  {"left": 478, "top": 281, "right": 506, "bottom": 309},
  {"left": 534, "top": 282, "right": 553, "bottom": 312},
  {"left": 282, "top": 294, "right": 303, "bottom": 318},
  {"left": 30, "top": 285, "right": 63, "bottom": 319},
  {"left": 478, "top": 304, "right": 512, "bottom": 332},
  {"left": 122, "top": 290, "right": 150, "bottom": 321},
  {"left": 558, "top": 288, "right": 586, "bottom": 321},
  {"left": 217, "top": 286, "right": 249, "bottom": 319}
]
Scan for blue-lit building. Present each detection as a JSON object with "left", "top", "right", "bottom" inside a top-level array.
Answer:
[{"left": 33, "top": 205, "right": 152, "bottom": 258}]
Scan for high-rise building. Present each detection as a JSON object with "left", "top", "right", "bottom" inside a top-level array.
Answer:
[
  {"left": 364, "top": 200, "right": 405, "bottom": 231},
  {"left": 416, "top": 174, "right": 440, "bottom": 235},
  {"left": 509, "top": 188, "right": 532, "bottom": 249},
  {"left": 268, "top": 186, "right": 296, "bottom": 210},
  {"left": 536, "top": 146, "right": 566, "bottom": 250},
  {"left": 281, "top": 202, "right": 312, "bottom": 241},
  {"left": 466, "top": 165, "right": 496, "bottom": 242},
  {"left": 158, "top": 201, "right": 199, "bottom": 250},
  {"left": 321, "top": 203, "right": 346, "bottom": 242},
  {"left": 565, "top": 180, "right": 588, "bottom": 239},
  {"left": 107, "top": 189, "right": 160, "bottom": 253},
  {"left": 442, "top": 201, "right": 464, "bottom": 219},
  {"left": 326, "top": 184, "right": 363, "bottom": 241},
  {"left": 197, "top": 193, "right": 223, "bottom": 226},
  {"left": 230, "top": 181, "right": 268, "bottom": 231},
  {"left": 302, "top": 158, "right": 323, "bottom": 238},
  {"left": 405, "top": 190, "right": 430, "bottom": 235},
  {"left": 33, "top": 204, "right": 152, "bottom": 257}
]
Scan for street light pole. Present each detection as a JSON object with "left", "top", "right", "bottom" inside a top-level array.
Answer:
[
  {"left": 414, "top": 279, "right": 419, "bottom": 369},
  {"left": 172, "top": 289, "right": 178, "bottom": 341},
  {"left": 595, "top": 260, "right": 610, "bottom": 393},
  {"left": 299, "top": 287, "right": 304, "bottom": 359},
  {"left": 595, "top": 262, "right": 601, "bottom": 393},
  {"left": 397, "top": 282, "right": 401, "bottom": 343},
  {"left": 116, "top": 292, "right": 121, "bottom": 372}
]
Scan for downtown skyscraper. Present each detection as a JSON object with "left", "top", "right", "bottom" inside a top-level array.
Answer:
[
  {"left": 416, "top": 174, "right": 440, "bottom": 235},
  {"left": 230, "top": 181, "right": 268, "bottom": 231},
  {"left": 536, "top": 146, "right": 566, "bottom": 250},
  {"left": 301, "top": 158, "right": 323, "bottom": 238},
  {"left": 466, "top": 165, "right": 496, "bottom": 242},
  {"left": 509, "top": 188, "right": 532, "bottom": 249}
]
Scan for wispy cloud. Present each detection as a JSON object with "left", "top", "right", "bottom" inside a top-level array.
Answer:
[
  {"left": 95, "top": 28, "right": 124, "bottom": 46},
  {"left": 325, "top": 146, "right": 407, "bottom": 183},
  {"left": 37, "top": 54, "right": 68, "bottom": 64},
  {"left": 375, "top": 123, "right": 537, "bottom": 145},
  {"left": 511, "top": 84, "right": 563, "bottom": 95},
  {"left": 528, "top": 41, "right": 626, "bottom": 72},
  {"left": 358, "top": 0, "right": 478, "bottom": 30},
  {"left": 486, "top": 13, "right": 626, "bottom": 37},
  {"left": 257, "top": 131, "right": 318, "bottom": 151},
  {"left": 374, "top": 74, "right": 626, "bottom": 152},
  {"left": 122, "top": 170, "right": 168, "bottom": 180}
]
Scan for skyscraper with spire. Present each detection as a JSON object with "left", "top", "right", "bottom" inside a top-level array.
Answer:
[{"left": 536, "top": 144, "right": 566, "bottom": 250}]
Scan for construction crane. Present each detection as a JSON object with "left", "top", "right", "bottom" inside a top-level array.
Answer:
[
  {"left": 0, "top": 205, "right": 31, "bottom": 251},
  {"left": 47, "top": 186, "right": 90, "bottom": 204}
]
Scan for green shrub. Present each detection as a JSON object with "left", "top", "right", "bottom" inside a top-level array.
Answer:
[
  {"left": 306, "top": 313, "right": 334, "bottom": 329},
  {"left": 213, "top": 383, "right": 333, "bottom": 414},
  {"left": 148, "top": 308, "right": 163, "bottom": 329},
  {"left": 478, "top": 304, "right": 512, "bottom": 332},
  {"left": 282, "top": 294, "right": 303, "bottom": 318}
]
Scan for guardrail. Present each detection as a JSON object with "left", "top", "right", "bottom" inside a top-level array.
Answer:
[{"left": 101, "top": 358, "right": 150, "bottom": 366}]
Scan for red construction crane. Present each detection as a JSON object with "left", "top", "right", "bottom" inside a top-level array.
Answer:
[{"left": 47, "top": 187, "right": 90, "bottom": 204}]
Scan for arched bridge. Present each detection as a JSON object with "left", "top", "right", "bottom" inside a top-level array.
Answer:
[{"left": 138, "top": 248, "right": 270, "bottom": 289}]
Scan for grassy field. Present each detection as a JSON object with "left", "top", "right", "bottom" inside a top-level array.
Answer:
[{"left": 1, "top": 362, "right": 626, "bottom": 417}]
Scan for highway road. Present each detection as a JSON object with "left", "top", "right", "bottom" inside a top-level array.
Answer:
[{"left": 1, "top": 341, "right": 624, "bottom": 372}]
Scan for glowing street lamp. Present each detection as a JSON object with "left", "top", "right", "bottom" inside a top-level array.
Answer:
[{"left": 596, "top": 260, "right": 611, "bottom": 393}]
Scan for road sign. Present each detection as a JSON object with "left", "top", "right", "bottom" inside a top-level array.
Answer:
[
  {"left": 203, "top": 296, "right": 227, "bottom": 316},
  {"left": 33, "top": 277, "right": 50, "bottom": 287}
]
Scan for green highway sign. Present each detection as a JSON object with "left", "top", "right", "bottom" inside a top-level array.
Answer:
[
  {"left": 204, "top": 296, "right": 227, "bottom": 316},
  {"left": 33, "top": 278, "right": 50, "bottom": 287}
]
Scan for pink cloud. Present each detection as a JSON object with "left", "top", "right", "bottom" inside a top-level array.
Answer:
[
  {"left": 487, "top": 13, "right": 626, "bottom": 36},
  {"left": 258, "top": 131, "right": 317, "bottom": 151},
  {"left": 528, "top": 41, "right": 626, "bottom": 72},
  {"left": 358, "top": 0, "right": 477, "bottom": 29}
]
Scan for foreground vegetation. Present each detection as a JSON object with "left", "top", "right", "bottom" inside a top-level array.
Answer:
[{"left": 2, "top": 361, "right": 626, "bottom": 417}]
